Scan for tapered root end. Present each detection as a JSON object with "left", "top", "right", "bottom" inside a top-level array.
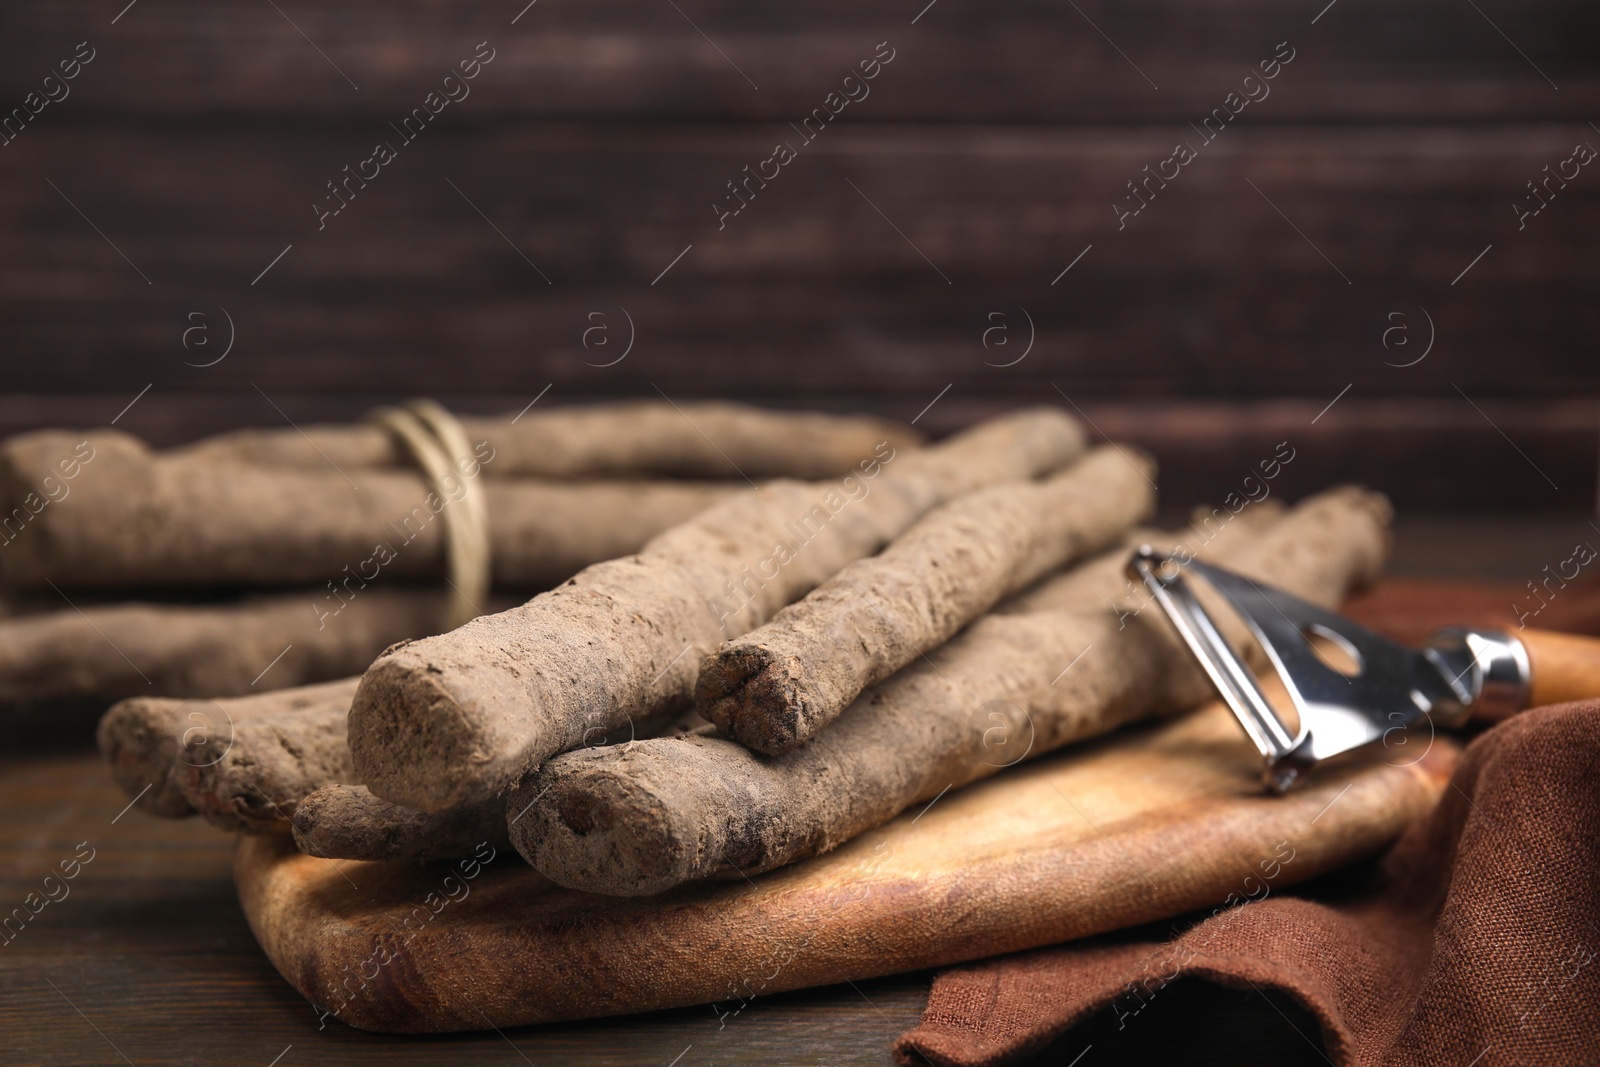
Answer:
[
  {"left": 96, "top": 701, "right": 195, "bottom": 818},
  {"left": 290, "top": 785, "right": 412, "bottom": 859},
  {"left": 508, "top": 752, "right": 699, "bottom": 897},
  {"left": 293, "top": 784, "right": 506, "bottom": 862},
  {"left": 289, "top": 786, "right": 343, "bottom": 853},
  {"left": 694, "top": 643, "right": 812, "bottom": 756},
  {"left": 348, "top": 655, "right": 513, "bottom": 814}
]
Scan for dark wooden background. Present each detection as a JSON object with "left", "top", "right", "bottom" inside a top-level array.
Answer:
[{"left": 1, "top": 0, "right": 1597, "bottom": 511}]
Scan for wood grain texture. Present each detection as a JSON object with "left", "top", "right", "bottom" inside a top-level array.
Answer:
[
  {"left": 3, "top": 125, "right": 1595, "bottom": 400},
  {"left": 1, "top": 0, "right": 1594, "bottom": 516},
  {"left": 1523, "top": 627, "right": 1600, "bottom": 708},
  {"left": 2, "top": 0, "right": 1594, "bottom": 121},
  {"left": 0, "top": 746, "right": 932, "bottom": 1067},
  {"left": 4, "top": 119, "right": 1597, "bottom": 511},
  {"left": 236, "top": 698, "right": 1460, "bottom": 1033}
]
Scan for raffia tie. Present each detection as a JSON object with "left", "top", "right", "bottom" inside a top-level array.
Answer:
[{"left": 366, "top": 400, "right": 490, "bottom": 631}]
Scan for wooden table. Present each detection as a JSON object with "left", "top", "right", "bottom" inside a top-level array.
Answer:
[{"left": 0, "top": 516, "right": 1585, "bottom": 1067}]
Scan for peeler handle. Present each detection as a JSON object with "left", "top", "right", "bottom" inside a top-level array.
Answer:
[{"left": 1518, "top": 628, "right": 1600, "bottom": 718}]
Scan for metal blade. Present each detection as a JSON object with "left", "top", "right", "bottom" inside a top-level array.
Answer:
[
  {"left": 1181, "top": 557, "right": 1458, "bottom": 759},
  {"left": 1130, "top": 547, "right": 1465, "bottom": 790}
]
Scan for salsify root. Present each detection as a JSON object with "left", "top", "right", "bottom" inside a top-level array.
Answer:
[
  {"left": 0, "top": 429, "right": 738, "bottom": 589},
  {"left": 696, "top": 446, "right": 1157, "bottom": 755},
  {"left": 292, "top": 785, "right": 511, "bottom": 862},
  {"left": 98, "top": 677, "right": 359, "bottom": 820},
  {"left": 175, "top": 401, "right": 922, "bottom": 481},
  {"left": 348, "top": 409, "right": 1088, "bottom": 812},
  {"left": 998, "top": 498, "right": 1287, "bottom": 615},
  {"left": 510, "top": 487, "right": 1390, "bottom": 896},
  {"left": 173, "top": 681, "right": 361, "bottom": 833},
  {"left": 2, "top": 588, "right": 500, "bottom": 706}
]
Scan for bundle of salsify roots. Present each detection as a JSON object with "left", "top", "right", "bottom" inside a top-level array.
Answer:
[
  {"left": 0, "top": 401, "right": 913, "bottom": 710},
  {"left": 93, "top": 405, "right": 1394, "bottom": 897}
]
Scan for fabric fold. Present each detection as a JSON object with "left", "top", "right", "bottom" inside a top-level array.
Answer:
[{"left": 896, "top": 579, "right": 1600, "bottom": 1067}]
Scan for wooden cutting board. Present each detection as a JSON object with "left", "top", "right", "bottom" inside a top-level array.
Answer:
[{"left": 235, "top": 699, "right": 1460, "bottom": 1033}]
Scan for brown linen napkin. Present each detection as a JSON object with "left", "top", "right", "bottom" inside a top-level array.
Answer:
[{"left": 895, "top": 579, "right": 1600, "bottom": 1067}]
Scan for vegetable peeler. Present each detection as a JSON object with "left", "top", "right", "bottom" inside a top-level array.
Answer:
[{"left": 1127, "top": 545, "right": 1600, "bottom": 792}]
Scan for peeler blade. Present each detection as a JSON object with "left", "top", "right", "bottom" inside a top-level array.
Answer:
[{"left": 1129, "top": 546, "right": 1464, "bottom": 792}]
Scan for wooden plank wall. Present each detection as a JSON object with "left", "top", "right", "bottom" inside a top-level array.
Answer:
[{"left": 1, "top": 0, "right": 1596, "bottom": 510}]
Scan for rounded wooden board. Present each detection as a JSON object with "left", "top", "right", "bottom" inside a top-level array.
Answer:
[{"left": 235, "top": 700, "right": 1459, "bottom": 1033}]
